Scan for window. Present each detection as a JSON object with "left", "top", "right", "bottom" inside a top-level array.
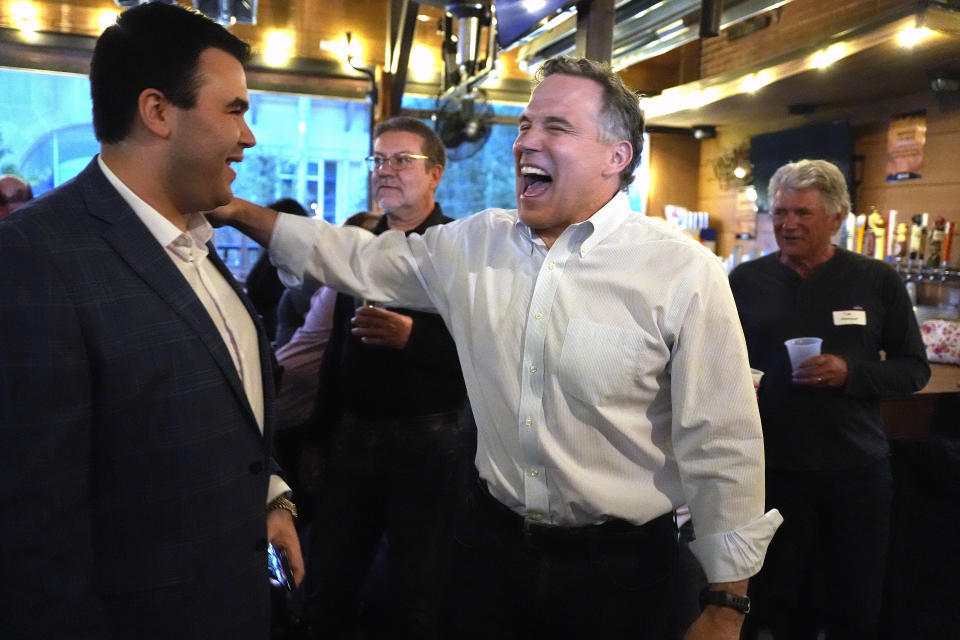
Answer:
[
  {"left": 322, "top": 160, "right": 338, "bottom": 222},
  {"left": 223, "top": 95, "right": 371, "bottom": 278},
  {"left": 402, "top": 95, "right": 522, "bottom": 219},
  {"left": 0, "top": 67, "right": 96, "bottom": 195}
]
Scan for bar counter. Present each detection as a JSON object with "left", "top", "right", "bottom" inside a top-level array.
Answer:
[{"left": 882, "top": 363, "right": 960, "bottom": 439}]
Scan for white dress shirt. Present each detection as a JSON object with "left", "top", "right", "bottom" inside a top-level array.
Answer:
[
  {"left": 97, "top": 156, "right": 290, "bottom": 503},
  {"left": 269, "top": 190, "right": 781, "bottom": 582}
]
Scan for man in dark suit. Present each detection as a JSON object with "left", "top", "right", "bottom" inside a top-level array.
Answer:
[{"left": 0, "top": 4, "right": 302, "bottom": 638}]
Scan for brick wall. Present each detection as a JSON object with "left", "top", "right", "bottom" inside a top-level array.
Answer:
[{"left": 700, "top": 0, "right": 911, "bottom": 78}]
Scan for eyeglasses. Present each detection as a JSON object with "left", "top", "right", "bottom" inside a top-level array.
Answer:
[{"left": 364, "top": 153, "right": 430, "bottom": 172}]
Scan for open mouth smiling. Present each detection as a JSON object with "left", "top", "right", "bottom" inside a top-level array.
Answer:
[{"left": 520, "top": 165, "right": 553, "bottom": 197}]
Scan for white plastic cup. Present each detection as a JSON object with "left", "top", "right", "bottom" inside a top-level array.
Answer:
[
  {"left": 784, "top": 337, "right": 822, "bottom": 372},
  {"left": 750, "top": 368, "right": 764, "bottom": 397}
]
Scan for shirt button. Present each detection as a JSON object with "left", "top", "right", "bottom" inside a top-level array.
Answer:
[
  {"left": 529, "top": 365, "right": 538, "bottom": 373},
  {"left": 528, "top": 468, "right": 540, "bottom": 478},
  {"left": 524, "top": 417, "right": 533, "bottom": 426},
  {"left": 527, "top": 511, "right": 544, "bottom": 521},
  {"left": 249, "top": 461, "right": 263, "bottom": 475},
  {"left": 548, "top": 262, "right": 555, "bottom": 270},
  {"left": 534, "top": 312, "right": 543, "bottom": 320}
]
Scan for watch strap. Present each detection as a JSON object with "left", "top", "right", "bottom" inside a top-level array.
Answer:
[{"left": 699, "top": 587, "right": 751, "bottom": 614}]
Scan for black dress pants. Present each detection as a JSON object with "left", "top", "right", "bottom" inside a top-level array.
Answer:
[
  {"left": 302, "top": 410, "right": 473, "bottom": 639},
  {"left": 444, "top": 474, "right": 679, "bottom": 639},
  {"left": 744, "top": 458, "right": 893, "bottom": 640}
]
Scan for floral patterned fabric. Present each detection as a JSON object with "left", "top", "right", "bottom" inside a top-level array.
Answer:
[{"left": 921, "top": 319, "right": 960, "bottom": 365}]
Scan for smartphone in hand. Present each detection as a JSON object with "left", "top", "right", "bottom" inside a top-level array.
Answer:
[{"left": 268, "top": 543, "right": 295, "bottom": 592}]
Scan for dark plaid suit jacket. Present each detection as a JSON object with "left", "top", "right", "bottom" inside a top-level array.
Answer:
[{"left": 0, "top": 159, "right": 278, "bottom": 639}]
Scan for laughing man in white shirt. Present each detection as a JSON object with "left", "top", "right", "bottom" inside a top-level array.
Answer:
[{"left": 211, "top": 55, "right": 781, "bottom": 640}]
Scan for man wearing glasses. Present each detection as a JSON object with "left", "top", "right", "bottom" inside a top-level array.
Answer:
[{"left": 299, "top": 116, "right": 471, "bottom": 638}]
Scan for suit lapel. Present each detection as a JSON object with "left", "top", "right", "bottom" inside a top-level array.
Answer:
[
  {"left": 206, "top": 243, "right": 277, "bottom": 438},
  {"left": 77, "top": 160, "right": 265, "bottom": 439}
]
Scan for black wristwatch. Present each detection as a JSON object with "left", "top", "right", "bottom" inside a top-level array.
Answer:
[{"left": 699, "top": 587, "right": 751, "bottom": 614}]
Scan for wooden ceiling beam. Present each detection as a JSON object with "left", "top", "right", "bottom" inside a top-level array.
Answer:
[
  {"left": 382, "top": 0, "right": 420, "bottom": 118},
  {"left": 575, "top": 0, "right": 616, "bottom": 64}
]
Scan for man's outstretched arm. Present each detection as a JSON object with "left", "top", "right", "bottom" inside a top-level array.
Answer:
[{"left": 207, "top": 198, "right": 280, "bottom": 246}]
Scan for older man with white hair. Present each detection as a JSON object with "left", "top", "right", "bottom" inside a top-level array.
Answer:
[{"left": 730, "top": 158, "right": 930, "bottom": 639}]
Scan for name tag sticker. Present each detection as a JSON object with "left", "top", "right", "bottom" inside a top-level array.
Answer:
[{"left": 833, "top": 310, "right": 866, "bottom": 326}]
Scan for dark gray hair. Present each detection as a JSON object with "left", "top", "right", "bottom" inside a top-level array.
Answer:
[
  {"left": 768, "top": 159, "right": 851, "bottom": 217},
  {"left": 536, "top": 56, "right": 644, "bottom": 191}
]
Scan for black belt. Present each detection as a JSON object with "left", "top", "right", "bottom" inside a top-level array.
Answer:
[{"left": 474, "top": 477, "right": 675, "bottom": 549}]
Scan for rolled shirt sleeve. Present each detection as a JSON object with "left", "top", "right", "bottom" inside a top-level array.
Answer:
[{"left": 668, "top": 252, "right": 782, "bottom": 583}]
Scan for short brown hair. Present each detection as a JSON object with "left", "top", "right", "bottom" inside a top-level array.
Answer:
[
  {"left": 536, "top": 56, "right": 644, "bottom": 191},
  {"left": 373, "top": 116, "right": 446, "bottom": 170}
]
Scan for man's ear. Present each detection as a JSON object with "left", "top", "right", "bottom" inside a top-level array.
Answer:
[
  {"left": 138, "top": 88, "right": 174, "bottom": 138},
  {"left": 428, "top": 163, "right": 444, "bottom": 190},
  {"left": 604, "top": 140, "right": 633, "bottom": 179},
  {"left": 832, "top": 214, "right": 845, "bottom": 235}
]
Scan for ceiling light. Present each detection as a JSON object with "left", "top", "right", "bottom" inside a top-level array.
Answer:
[
  {"left": 97, "top": 10, "right": 119, "bottom": 32},
  {"left": 740, "top": 71, "right": 772, "bottom": 93},
  {"left": 690, "top": 88, "right": 719, "bottom": 110},
  {"left": 898, "top": 25, "right": 932, "bottom": 48},
  {"left": 811, "top": 43, "right": 847, "bottom": 69},
  {"left": 409, "top": 44, "right": 437, "bottom": 82},
  {"left": 264, "top": 30, "right": 294, "bottom": 67},
  {"left": 11, "top": 1, "right": 39, "bottom": 37},
  {"left": 523, "top": 0, "right": 546, "bottom": 11},
  {"left": 692, "top": 125, "right": 717, "bottom": 140},
  {"left": 320, "top": 36, "right": 362, "bottom": 63}
]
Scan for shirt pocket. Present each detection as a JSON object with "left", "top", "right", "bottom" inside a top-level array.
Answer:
[{"left": 558, "top": 318, "right": 644, "bottom": 406}]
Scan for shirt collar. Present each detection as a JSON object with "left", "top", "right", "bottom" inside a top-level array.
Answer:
[
  {"left": 96, "top": 154, "right": 214, "bottom": 257},
  {"left": 374, "top": 202, "right": 446, "bottom": 236},
  {"left": 578, "top": 191, "right": 632, "bottom": 256},
  {"left": 512, "top": 190, "right": 634, "bottom": 256}
]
